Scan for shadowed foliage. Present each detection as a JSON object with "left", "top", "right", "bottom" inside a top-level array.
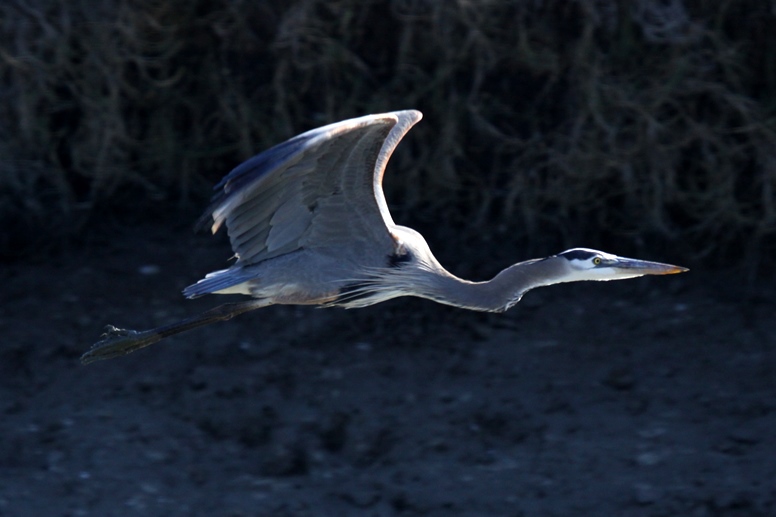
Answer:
[{"left": 1, "top": 0, "right": 774, "bottom": 268}]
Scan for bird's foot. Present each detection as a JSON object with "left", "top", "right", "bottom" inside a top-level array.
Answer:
[
  {"left": 81, "top": 325, "right": 161, "bottom": 365},
  {"left": 100, "top": 325, "right": 134, "bottom": 338}
]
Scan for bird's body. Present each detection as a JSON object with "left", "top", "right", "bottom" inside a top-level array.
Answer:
[
  {"left": 181, "top": 110, "right": 443, "bottom": 310},
  {"left": 190, "top": 224, "right": 448, "bottom": 309},
  {"left": 82, "top": 110, "right": 687, "bottom": 364}
]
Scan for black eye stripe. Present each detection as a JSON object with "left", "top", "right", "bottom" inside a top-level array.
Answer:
[{"left": 560, "top": 249, "right": 598, "bottom": 261}]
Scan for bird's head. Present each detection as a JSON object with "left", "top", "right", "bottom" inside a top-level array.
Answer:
[{"left": 554, "top": 248, "right": 688, "bottom": 283}]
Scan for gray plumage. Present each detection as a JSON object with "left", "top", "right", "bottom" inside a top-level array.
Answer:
[{"left": 82, "top": 110, "right": 687, "bottom": 364}]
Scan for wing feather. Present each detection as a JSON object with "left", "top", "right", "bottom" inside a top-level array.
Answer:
[{"left": 200, "top": 110, "right": 423, "bottom": 267}]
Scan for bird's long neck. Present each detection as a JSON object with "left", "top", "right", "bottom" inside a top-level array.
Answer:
[{"left": 424, "top": 257, "right": 565, "bottom": 312}]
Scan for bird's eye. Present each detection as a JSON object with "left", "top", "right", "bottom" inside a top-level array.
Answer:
[{"left": 593, "top": 257, "right": 602, "bottom": 265}]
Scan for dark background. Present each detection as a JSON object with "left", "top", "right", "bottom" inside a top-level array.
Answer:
[{"left": 1, "top": 1, "right": 774, "bottom": 515}]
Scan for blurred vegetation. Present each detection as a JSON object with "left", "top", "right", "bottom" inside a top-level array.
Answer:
[{"left": 1, "top": 0, "right": 775, "bottom": 268}]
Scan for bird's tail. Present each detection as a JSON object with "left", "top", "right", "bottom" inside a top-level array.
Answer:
[{"left": 182, "top": 268, "right": 255, "bottom": 298}]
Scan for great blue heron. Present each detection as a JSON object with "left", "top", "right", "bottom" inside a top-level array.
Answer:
[{"left": 82, "top": 110, "right": 687, "bottom": 364}]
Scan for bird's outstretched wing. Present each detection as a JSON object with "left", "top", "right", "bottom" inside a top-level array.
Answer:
[{"left": 201, "top": 110, "right": 422, "bottom": 266}]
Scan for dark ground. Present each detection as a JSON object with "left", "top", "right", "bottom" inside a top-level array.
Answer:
[{"left": 1, "top": 221, "right": 774, "bottom": 517}]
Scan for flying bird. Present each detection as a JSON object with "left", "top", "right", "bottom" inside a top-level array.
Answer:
[{"left": 82, "top": 110, "right": 687, "bottom": 364}]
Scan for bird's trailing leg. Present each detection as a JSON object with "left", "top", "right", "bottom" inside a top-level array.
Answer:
[{"left": 81, "top": 299, "right": 269, "bottom": 365}]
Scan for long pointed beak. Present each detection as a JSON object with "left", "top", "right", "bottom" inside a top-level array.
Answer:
[{"left": 612, "top": 257, "right": 689, "bottom": 275}]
